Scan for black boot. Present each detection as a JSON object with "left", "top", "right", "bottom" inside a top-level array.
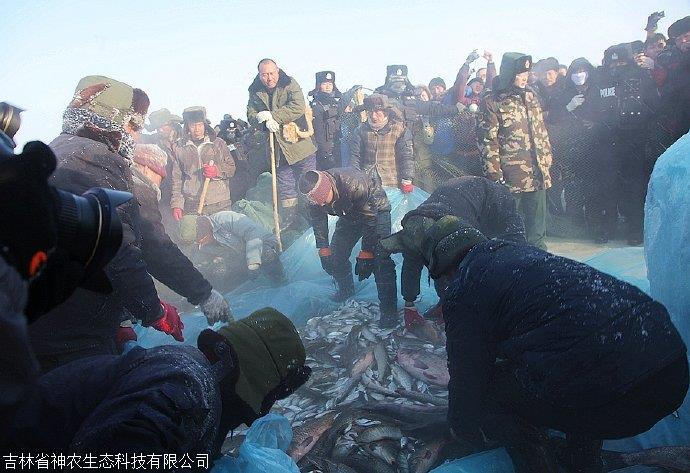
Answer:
[
  {"left": 280, "top": 201, "right": 298, "bottom": 232},
  {"left": 378, "top": 302, "right": 399, "bottom": 328},
  {"left": 562, "top": 435, "right": 603, "bottom": 473},
  {"left": 331, "top": 273, "right": 355, "bottom": 302}
]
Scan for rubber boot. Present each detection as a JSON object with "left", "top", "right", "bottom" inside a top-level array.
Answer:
[
  {"left": 505, "top": 427, "right": 559, "bottom": 473},
  {"left": 563, "top": 435, "right": 604, "bottom": 473},
  {"left": 379, "top": 301, "right": 399, "bottom": 328},
  {"left": 280, "top": 199, "right": 298, "bottom": 232}
]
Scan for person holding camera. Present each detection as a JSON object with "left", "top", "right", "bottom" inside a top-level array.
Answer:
[{"left": 27, "top": 76, "right": 185, "bottom": 373}]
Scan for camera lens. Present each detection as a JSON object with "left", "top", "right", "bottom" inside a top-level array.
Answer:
[{"left": 55, "top": 187, "right": 132, "bottom": 275}]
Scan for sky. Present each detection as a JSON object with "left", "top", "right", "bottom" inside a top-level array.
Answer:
[{"left": 2, "top": 0, "right": 688, "bottom": 147}]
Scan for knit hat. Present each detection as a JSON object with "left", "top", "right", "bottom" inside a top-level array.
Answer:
[
  {"left": 668, "top": 16, "right": 690, "bottom": 40},
  {"left": 133, "top": 143, "right": 168, "bottom": 178},
  {"left": 182, "top": 106, "right": 207, "bottom": 124},
  {"left": 217, "top": 308, "right": 306, "bottom": 415},
  {"left": 422, "top": 215, "right": 487, "bottom": 279},
  {"left": 146, "top": 108, "right": 182, "bottom": 132},
  {"left": 69, "top": 75, "right": 149, "bottom": 129},
  {"left": 428, "top": 77, "right": 446, "bottom": 90},
  {"left": 179, "top": 215, "right": 198, "bottom": 242},
  {"left": 299, "top": 170, "right": 333, "bottom": 206}
]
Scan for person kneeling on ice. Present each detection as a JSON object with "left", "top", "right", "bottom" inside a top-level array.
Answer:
[
  {"left": 179, "top": 211, "right": 286, "bottom": 284},
  {"left": 299, "top": 168, "right": 399, "bottom": 327},
  {"left": 421, "top": 216, "right": 688, "bottom": 473},
  {"left": 380, "top": 175, "right": 526, "bottom": 326},
  {"left": 7, "top": 308, "right": 311, "bottom": 468}
]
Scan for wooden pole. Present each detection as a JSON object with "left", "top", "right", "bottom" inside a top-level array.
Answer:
[
  {"left": 197, "top": 159, "right": 214, "bottom": 215},
  {"left": 269, "top": 133, "right": 283, "bottom": 252}
]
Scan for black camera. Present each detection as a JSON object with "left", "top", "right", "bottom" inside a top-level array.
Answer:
[{"left": 0, "top": 133, "right": 130, "bottom": 318}]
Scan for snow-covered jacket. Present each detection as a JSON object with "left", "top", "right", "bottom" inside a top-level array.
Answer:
[
  {"left": 209, "top": 211, "right": 274, "bottom": 269},
  {"left": 444, "top": 240, "right": 687, "bottom": 433}
]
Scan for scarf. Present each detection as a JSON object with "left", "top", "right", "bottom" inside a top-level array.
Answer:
[
  {"left": 62, "top": 107, "right": 135, "bottom": 159},
  {"left": 367, "top": 116, "right": 389, "bottom": 131}
]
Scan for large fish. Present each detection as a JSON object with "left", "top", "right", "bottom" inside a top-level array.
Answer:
[
  {"left": 288, "top": 410, "right": 337, "bottom": 461},
  {"left": 397, "top": 348, "right": 450, "bottom": 387},
  {"left": 410, "top": 437, "right": 448, "bottom": 473},
  {"left": 603, "top": 445, "right": 690, "bottom": 472}
]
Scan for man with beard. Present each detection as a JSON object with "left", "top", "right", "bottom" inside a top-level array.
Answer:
[{"left": 309, "top": 71, "right": 343, "bottom": 170}]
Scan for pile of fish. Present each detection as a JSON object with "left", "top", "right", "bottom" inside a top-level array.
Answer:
[{"left": 221, "top": 300, "right": 690, "bottom": 473}]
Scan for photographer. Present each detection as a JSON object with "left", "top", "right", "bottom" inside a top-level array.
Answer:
[{"left": 28, "top": 76, "right": 185, "bottom": 372}]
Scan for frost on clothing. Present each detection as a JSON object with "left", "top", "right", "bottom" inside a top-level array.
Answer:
[{"left": 443, "top": 240, "right": 686, "bottom": 432}]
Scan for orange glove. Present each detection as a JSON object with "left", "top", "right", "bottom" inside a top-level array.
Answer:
[
  {"left": 172, "top": 208, "right": 183, "bottom": 221},
  {"left": 152, "top": 301, "right": 184, "bottom": 342}
]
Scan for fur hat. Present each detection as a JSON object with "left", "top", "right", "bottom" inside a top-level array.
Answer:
[
  {"left": 363, "top": 94, "right": 390, "bottom": 111},
  {"left": 428, "top": 77, "right": 446, "bottom": 90},
  {"left": 315, "top": 70, "right": 336, "bottom": 86},
  {"left": 182, "top": 106, "right": 207, "bottom": 124},
  {"left": 299, "top": 170, "right": 333, "bottom": 206},
  {"left": 422, "top": 215, "right": 487, "bottom": 279},
  {"left": 146, "top": 108, "right": 182, "bottom": 132},
  {"left": 668, "top": 16, "right": 690, "bottom": 40},
  {"left": 217, "top": 308, "right": 307, "bottom": 416},
  {"left": 133, "top": 143, "right": 168, "bottom": 178},
  {"left": 69, "top": 75, "right": 150, "bottom": 129}
]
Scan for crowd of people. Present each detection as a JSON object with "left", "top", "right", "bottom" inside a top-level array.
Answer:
[{"left": 1, "top": 10, "right": 689, "bottom": 473}]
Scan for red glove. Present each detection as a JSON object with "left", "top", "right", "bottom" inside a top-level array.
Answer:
[
  {"left": 172, "top": 208, "right": 183, "bottom": 221},
  {"left": 116, "top": 326, "right": 137, "bottom": 351},
  {"left": 152, "top": 301, "right": 185, "bottom": 342},
  {"left": 400, "top": 179, "right": 414, "bottom": 194},
  {"left": 203, "top": 164, "right": 219, "bottom": 179},
  {"left": 424, "top": 303, "right": 445, "bottom": 326},
  {"left": 404, "top": 304, "right": 426, "bottom": 329}
]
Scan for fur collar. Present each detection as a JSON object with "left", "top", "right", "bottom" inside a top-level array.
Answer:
[{"left": 248, "top": 69, "right": 293, "bottom": 94}]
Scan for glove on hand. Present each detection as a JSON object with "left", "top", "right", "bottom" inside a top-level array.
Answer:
[
  {"left": 266, "top": 118, "right": 280, "bottom": 133},
  {"left": 203, "top": 164, "right": 219, "bottom": 179},
  {"left": 354, "top": 251, "right": 375, "bottom": 281},
  {"left": 637, "top": 56, "right": 655, "bottom": 69},
  {"left": 172, "top": 208, "right": 183, "bottom": 221},
  {"left": 465, "top": 49, "right": 480, "bottom": 65},
  {"left": 400, "top": 179, "right": 414, "bottom": 194},
  {"left": 116, "top": 325, "right": 137, "bottom": 351},
  {"left": 404, "top": 304, "right": 426, "bottom": 329},
  {"left": 201, "top": 289, "right": 233, "bottom": 324},
  {"left": 318, "top": 247, "right": 334, "bottom": 275},
  {"left": 256, "top": 111, "right": 273, "bottom": 123},
  {"left": 646, "top": 11, "right": 664, "bottom": 31},
  {"left": 152, "top": 301, "right": 184, "bottom": 342},
  {"left": 566, "top": 94, "right": 585, "bottom": 112}
]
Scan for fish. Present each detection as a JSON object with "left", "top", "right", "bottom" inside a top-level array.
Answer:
[
  {"left": 408, "top": 319, "right": 445, "bottom": 344},
  {"left": 362, "top": 325, "right": 379, "bottom": 343},
  {"left": 288, "top": 410, "right": 337, "bottom": 461},
  {"left": 602, "top": 445, "right": 690, "bottom": 472},
  {"left": 370, "top": 439, "right": 399, "bottom": 465},
  {"left": 358, "top": 425, "right": 404, "bottom": 443},
  {"left": 343, "top": 452, "right": 397, "bottom": 473},
  {"left": 397, "top": 348, "right": 450, "bottom": 387},
  {"left": 374, "top": 342, "right": 390, "bottom": 381},
  {"left": 391, "top": 364, "right": 414, "bottom": 391},
  {"left": 410, "top": 437, "right": 448, "bottom": 473}
]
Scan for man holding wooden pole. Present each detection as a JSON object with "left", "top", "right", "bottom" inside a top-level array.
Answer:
[
  {"left": 170, "top": 106, "right": 236, "bottom": 219},
  {"left": 247, "top": 59, "right": 317, "bottom": 244}
]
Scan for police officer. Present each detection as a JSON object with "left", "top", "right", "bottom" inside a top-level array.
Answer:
[
  {"left": 309, "top": 71, "right": 343, "bottom": 170},
  {"left": 597, "top": 42, "right": 659, "bottom": 245}
]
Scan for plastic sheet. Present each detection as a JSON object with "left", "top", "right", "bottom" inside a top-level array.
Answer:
[{"left": 211, "top": 413, "right": 298, "bottom": 473}]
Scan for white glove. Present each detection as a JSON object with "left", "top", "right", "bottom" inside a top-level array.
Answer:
[
  {"left": 201, "top": 289, "right": 233, "bottom": 324},
  {"left": 566, "top": 94, "right": 585, "bottom": 112},
  {"left": 456, "top": 102, "right": 467, "bottom": 113},
  {"left": 266, "top": 118, "right": 280, "bottom": 133},
  {"left": 468, "top": 103, "right": 479, "bottom": 113},
  {"left": 256, "top": 111, "right": 273, "bottom": 123}
]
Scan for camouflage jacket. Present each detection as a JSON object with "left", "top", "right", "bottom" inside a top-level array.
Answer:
[{"left": 477, "top": 86, "right": 553, "bottom": 192}]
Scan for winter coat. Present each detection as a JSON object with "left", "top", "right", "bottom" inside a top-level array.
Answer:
[
  {"left": 548, "top": 59, "right": 602, "bottom": 127},
  {"left": 310, "top": 91, "right": 342, "bottom": 166},
  {"left": 133, "top": 169, "right": 212, "bottom": 306},
  {"left": 208, "top": 211, "right": 276, "bottom": 269},
  {"left": 399, "top": 176, "right": 526, "bottom": 302},
  {"left": 657, "top": 47, "right": 690, "bottom": 141},
  {"left": 537, "top": 75, "right": 568, "bottom": 119},
  {"left": 477, "top": 85, "right": 553, "bottom": 193},
  {"left": 349, "top": 119, "right": 414, "bottom": 187},
  {"left": 29, "top": 134, "right": 162, "bottom": 367},
  {"left": 444, "top": 240, "right": 687, "bottom": 433},
  {"left": 308, "top": 167, "right": 390, "bottom": 253},
  {"left": 247, "top": 70, "right": 317, "bottom": 165},
  {"left": 171, "top": 132, "right": 235, "bottom": 211}
]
